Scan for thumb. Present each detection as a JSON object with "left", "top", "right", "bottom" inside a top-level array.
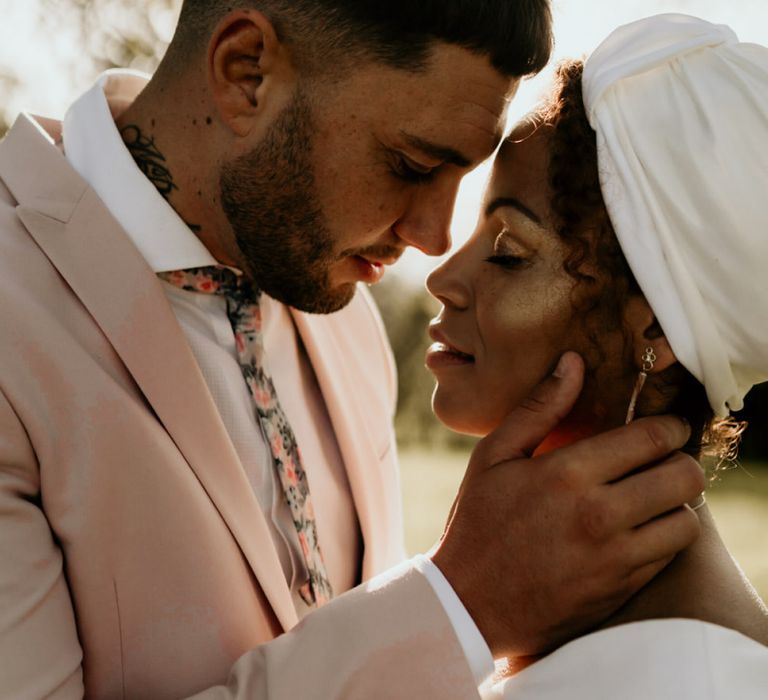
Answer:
[{"left": 475, "top": 352, "right": 585, "bottom": 468}]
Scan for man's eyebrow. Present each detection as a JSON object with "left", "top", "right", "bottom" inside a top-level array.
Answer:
[
  {"left": 485, "top": 196, "right": 542, "bottom": 225},
  {"left": 399, "top": 132, "right": 472, "bottom": 168}
]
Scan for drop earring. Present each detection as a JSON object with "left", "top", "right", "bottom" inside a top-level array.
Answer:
[{"left": 625, "top": 346, "right": 656, "bottom": 424}]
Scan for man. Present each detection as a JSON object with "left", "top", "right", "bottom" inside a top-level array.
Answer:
[{"left": 0, "top": 2, "right": 704, "bottom": 698}]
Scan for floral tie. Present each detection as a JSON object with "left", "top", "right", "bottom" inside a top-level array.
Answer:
[{"left": 159, "top": 266, "right": 333, "bottom": 607}]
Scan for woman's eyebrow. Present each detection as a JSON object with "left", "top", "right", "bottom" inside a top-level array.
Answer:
[{"left": 485, "top": 196, "right": 542, "bottom": 225}]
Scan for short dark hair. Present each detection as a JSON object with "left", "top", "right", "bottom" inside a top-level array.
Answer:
[{"left": 173, "top": 0, "right": 553, "bottom": 78}]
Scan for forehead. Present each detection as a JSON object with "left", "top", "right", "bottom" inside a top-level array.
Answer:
[
  {"left": 486, "top": 122, "right": 554, "bottom": 224},
  {"left": 327, "top": 43, "right": 516, "bottom": 165}
]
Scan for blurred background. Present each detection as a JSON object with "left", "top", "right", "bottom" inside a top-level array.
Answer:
[{"left": 2, "top": 0, "right": 766, "bottom": 597}]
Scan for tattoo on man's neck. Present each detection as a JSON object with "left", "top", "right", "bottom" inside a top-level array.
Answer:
[
  {"left": 120, "top": 124, "right": 201, "bottom": 234},
  {"left": 120, "top": 125, "right": 177, "bottom": 200}
]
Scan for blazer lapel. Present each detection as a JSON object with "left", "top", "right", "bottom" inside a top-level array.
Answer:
[
  {"left": 0, "top": 115, "right": 299, "bottom": 630},
  {"left": 291, "top": 308, "right": 403, "bottom": 580}
]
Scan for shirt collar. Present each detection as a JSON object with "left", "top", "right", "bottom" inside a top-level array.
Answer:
[{"left": 62, "top": 69, "right": 217, "bottom": 273}]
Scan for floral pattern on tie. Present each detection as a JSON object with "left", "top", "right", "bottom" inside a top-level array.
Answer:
[{"left": 159, "top": 266, "right": 333, "bottom": 606}]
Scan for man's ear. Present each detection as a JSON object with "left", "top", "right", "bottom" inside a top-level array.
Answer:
[
  {"left": 622, "top": 294, "right": 676, "bottom": 373},
  {"left": 207, "top": 10, "right": 293, "bottom": 137}
]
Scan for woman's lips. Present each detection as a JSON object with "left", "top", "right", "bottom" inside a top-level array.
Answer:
[{"left": 425, "top": 341, "right": 475, "bottom": 370}]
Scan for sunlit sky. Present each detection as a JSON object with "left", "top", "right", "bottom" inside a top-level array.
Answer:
[{"left": 1, "top": 0, "right": 766, "bottom": 284}]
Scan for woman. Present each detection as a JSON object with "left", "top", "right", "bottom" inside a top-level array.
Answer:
[{"left": 426, "top": 14, "right": 768, "bottom": 697}]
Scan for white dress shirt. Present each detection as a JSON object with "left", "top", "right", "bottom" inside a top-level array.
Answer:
[
  {"left": 62, "top": 70, "right": 493, "bottom": 686},
  {"left": 489, "top": 618, "right": 768, "bottom": 699}
]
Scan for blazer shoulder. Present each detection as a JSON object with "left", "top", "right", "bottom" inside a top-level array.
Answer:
[
  {"left": 0, "top": 169, "right": 12, "bottom": 200},
  {"left": 0, "top": 169, "right": 18, "bottom": 211},
  {"left": 0, "top": 178, "right": 44, "bottom": 273}
]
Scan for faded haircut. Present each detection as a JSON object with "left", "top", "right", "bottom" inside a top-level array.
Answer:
[{"left": 172, "top": 0, "right": 553, "bottom": 78}]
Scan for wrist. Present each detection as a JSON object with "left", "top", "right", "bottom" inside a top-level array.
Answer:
[{"left": 430, "top": 544, "right": 504, "bottom": 658}]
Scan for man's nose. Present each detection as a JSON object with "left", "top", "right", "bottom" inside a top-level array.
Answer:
[{"left": 392, "top": 178, "right": 459, "bottom": 256}]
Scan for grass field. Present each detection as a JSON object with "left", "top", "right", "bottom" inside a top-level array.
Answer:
[{"left": 399, "top": 447, "right": 768, "bottom": 601}]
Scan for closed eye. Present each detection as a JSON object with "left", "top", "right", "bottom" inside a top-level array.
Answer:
[
  {"left": 484, "top": 254, "right": 526, "bottom": 269},
  {"left": 391, "top": 155, "right": 437, "bottom": 184}
]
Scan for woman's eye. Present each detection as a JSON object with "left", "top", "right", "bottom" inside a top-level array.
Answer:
[
  {"left": 392, "top": 156, "right": 436, "bottom": 184},
  {"left": 484, "top": 254, "right": 526, "bottom": 269}
]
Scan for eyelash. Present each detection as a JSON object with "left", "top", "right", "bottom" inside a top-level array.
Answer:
[
  {"left": 391, "top": 156, "right": 436, "bottom": 184},
  {"left": 484, "top": 254, "right": 526, "bottom": 269}
]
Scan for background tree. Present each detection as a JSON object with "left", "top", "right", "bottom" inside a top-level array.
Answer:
[
  {"left": 41, "top": 0, "right": 178, "bottom": 74},
  {"left": 0, "top": 72, "right": 19, "bottom": 138}
]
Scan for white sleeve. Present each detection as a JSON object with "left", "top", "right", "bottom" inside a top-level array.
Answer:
[
  {"left": 413, "top": 554, "right": 495, "bottom": 687},
  {"left": 493, "top": 619, "right": 768, "bottom": 699}
]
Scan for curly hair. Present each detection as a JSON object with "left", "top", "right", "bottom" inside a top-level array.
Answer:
[{"left": 532, "top": 59, "right": 745, "bottom": 476}]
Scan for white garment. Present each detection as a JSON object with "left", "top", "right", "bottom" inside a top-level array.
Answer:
[
  {"left": 583, "top": 14, "right": 768, "bottom": 416},
  {"left": 490, "top": 619, "right": 768, "bottom": 699},
  {"left": 61, "top": 70, "right": 492, "bottom": 684}
]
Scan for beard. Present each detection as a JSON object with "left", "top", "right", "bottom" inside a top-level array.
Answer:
[{"left": 219, "top": 88, "right": 354, "bottom": 314}]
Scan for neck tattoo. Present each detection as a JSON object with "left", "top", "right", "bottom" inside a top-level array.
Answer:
[{"left": 120, "top": 124, "right": 201, "bottom": 233}]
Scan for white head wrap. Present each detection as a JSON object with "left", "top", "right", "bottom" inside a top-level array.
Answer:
[{"left": 582, "top": 14, "right": 768, "bottom": 416}]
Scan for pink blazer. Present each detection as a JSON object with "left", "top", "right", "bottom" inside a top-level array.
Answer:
[{"left": 0, "top": 115, "right": 477, "bottom": 699}]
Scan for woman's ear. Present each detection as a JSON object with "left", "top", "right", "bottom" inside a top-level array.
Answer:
[
  {"left": 207, "top": 10, "right": 293, "bottom": 137},
  {"left": 622, "top": 294, "right": 676, "bottom": 373}
]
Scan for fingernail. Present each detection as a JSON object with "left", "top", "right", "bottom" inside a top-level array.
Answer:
[
  {"left": 553, "top": 354, "right": 568, "bottom": 378},
  {"left": 678, "top": 415, "right": 691, "bottom": 435}
]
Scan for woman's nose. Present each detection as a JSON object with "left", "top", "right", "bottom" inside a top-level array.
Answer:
[{"left": 426, "top": 248, "right": 471, "bottom": 310}]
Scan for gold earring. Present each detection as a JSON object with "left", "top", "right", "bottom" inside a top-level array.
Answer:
[{"left": 625, "top": 346, "right": 656, "bottom": 424}]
